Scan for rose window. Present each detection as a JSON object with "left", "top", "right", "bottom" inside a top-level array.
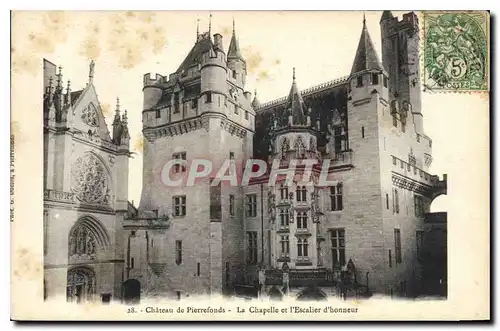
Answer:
[
  {"left": 81, "top": 103, "right": 99, "bottom": 127},
  {"left": 71, "top": 153, "right": 110, "bottom": 205}
]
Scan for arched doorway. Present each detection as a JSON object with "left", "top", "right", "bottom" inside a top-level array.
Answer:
[
  {"left": 268, "top": 286, "right": 283, "bottom": 301},
  {"left": 297, "top": 287, "right": 328, "bottom": 301},
  {"left": 123, "top": 279, "right": 141, "bottom": 304},
  {"left": 67, "top": 266, "right": 96, "bottom": 303}
]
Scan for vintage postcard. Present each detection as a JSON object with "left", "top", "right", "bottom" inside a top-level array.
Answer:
[{"left": 10, "top": 10, "right": 490, "bottom": 321}]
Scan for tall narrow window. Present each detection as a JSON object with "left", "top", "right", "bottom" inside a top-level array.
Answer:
[
  {"left": 280, "top": 235, "right": 290, "bottom": 258},
  {"left": 245, "top": 194, "right": 257, "bottom": 217},
  {"left": 356, "top": 75, "right": 363, "bottom": 87},
  {"left": 173, "top": 93, "right": 180, "bottom": 113},
  {"left": 229, "top": 151, "right": 235, "bottom": 160},
  {"left": 414, "top": 195, "right": 424, "bottom": 217},
  {"left": 416, "top": 230, "right": 424, "bottom": 262},
  {"left": 192, "top": 99, "right": 198, "bottom": 109},
  {"left": 229, "top": 195, "right": 235, "bottom": 216},
  {"left": 389, "top": 249, "right": 393, "bottom": 268},
  {"left": 297, "top": 212, "right": 308, "bottom": 229},
  {"left": 247, "top": 231, "right": 258, "bottom": 264},
  {"left": 206, "top": 92, "right": 212, "bottom": 103},
  {"left": 297, "top": 238, "right": 309, "bottom": 257},
  {"left": 393, "top": 189, "right": 400, "bottom": 214},
  {"left": 280, "top": 184, "right": 289, "bottom": 200},
  {"left": 175, "top": 240, "right": 182, "bottom": 265},
  {"left": 394, "top": 229, "right": 402, "bottom": 264},
  {"left": 362, "top": 126, "right": 365, "bottom": 138},
  {"left": 386, "top": 193, "right": 389, "bottom": 209},
  {"left": 279, "top": 208, "right": 290, "bottom": 229},
  {"left": 155, "top": 109, "right": 161, "bottom": 118},
  {"left": 131, "top": 257, "right": 135, "bottom": 269},
  {"left": 371, "top": 73, "right": 379, "bottom": 85},
  {"left": 331, "top": 229, "right": 346, "bottom": 269},
  {"left": 234, "top": 104, "right": 239, "bottom": 114},
  {"left": 197, "top": 263, "right": 201, "bottom": 276},
  {"left": 176, "top": 291, "right": 181, "bottom": 300},
  {"left": 245, "top": 110, "right": 249, "bottom": 120},
  {"left": 334, "top": 127, "right": 343, "bottom": 153},
  {"left": 173, "top": 196, "right": 187, "bottom": 216},
  {"left": 296, "top": 186, "right": 307, "bottom": 202},
  {"left": 172, "top": 152, "right": 187, "bottom": 173},
  {"left": 330, "top": 184, "right": 343, "bottom": 211},
  {"left": 232, "top": 70, "right": 237, "bottom": 79},
  {"left": 383, "top": 76, "right": 388, "bottom": 87}
]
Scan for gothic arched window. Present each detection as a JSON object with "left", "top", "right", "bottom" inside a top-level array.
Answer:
[{"left": 71, "top": 153, "right": 110, "bottom": 205}]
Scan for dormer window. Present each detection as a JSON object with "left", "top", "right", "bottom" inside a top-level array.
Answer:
[
  {"left": 371, "top": 73, "right": 379, "bottom": 85},
  {"left": 356, "top": 76, "right": 363, "bottom": 87}
]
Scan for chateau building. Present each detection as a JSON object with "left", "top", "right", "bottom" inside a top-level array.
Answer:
[{"left": 43, "top": 11, "right": 447, "bottom": 303}]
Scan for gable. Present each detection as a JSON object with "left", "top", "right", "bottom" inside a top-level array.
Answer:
[{"left": 71, "top": 85, "right": 113, "bottom": 142}]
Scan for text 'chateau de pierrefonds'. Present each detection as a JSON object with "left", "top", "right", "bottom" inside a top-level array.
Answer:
[{"left": 43, "top": 11, "right": 448, "bottom": 303}]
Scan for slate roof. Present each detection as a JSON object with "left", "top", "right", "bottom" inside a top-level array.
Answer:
[
  {"left": 350, "top": 19, "right": 382, "bottom": 74},
  {"left": 176, "top": 35, "right": 213, "bottom": 73}
]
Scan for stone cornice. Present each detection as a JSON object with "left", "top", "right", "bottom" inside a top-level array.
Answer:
[{"left": 143, "top": 113, "right": 252, "bottom": 142}]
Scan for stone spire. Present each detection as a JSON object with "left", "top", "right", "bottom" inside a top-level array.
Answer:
[
  {"left": 65, "top": 80, "right": 71, "bottom": 106},
  {"left": 112, "top": 97, "right": 124, "bottom": 145},
  {"left": 113, "top": 97, "right": 122, "bottom": 125},
  {"left": 350, "top": 16, "right": 382, "bottom": 74},
  {"left": 227, "top": 18, "right": 245, "bottom": 62},
  {"left": 285, "top": 68, "right": 307, "bottom": 126}
]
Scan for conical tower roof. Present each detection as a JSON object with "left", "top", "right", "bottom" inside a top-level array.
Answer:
[
  {"left": 227, "top": 19, "right": 245, "bottom": 62},
  {"left": 285, "top": 68, "right": 307, "bottom": 126},
  {"left": 351, "top": 16, "right": 383, "bottom": 74}
]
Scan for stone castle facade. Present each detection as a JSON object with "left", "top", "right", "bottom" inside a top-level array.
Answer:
[{"left": 43, "top": 11, "right": 447, "bottom": 303}]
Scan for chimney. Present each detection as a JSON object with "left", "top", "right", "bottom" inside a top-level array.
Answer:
[{"left": 213, "top": 33, "right": 223, "bottom": 50}]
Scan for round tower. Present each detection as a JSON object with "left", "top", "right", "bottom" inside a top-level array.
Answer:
[
  {"left": 200, "top": 34, "right": 227, "bottom": 114},
  {"left": 143, "top": 73, "right": 163, "bottom": 110}
]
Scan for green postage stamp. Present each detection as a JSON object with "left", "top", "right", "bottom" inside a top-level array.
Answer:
[{"left": 423, "top": 11, "right": 489, "bottom": 92}]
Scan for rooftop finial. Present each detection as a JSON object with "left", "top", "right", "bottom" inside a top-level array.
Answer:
[
  {"left": 293, "top": 67, "right": 296, "bottom": 81},
  {"left": 196, "top": 18, "right": 200, "bottom": 41},
  {"left": 56, "top": 65, "right": 63, "bottom": 87},
  {"left": 232, "top": 17, "right": 235, "bottom": 35},
  {"left": 116, "top": 97, "right": 120, "bottom": 112},
  {"left": 208, "top": 12, "right": 212, "bottom": 37},
  {"left": 363, "top": 12, "right": 366, "bottom": 27}
]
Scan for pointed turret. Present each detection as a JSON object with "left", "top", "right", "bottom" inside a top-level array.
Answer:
[
  {"left": 121, "top": 110, "right": 130, "bottom": 141},
  {"left": 112, "top": 97, "right": 124, "bottom": 145},
  {"left": 251, "top": 89, "right": 261, "bottom": 109},
  {"left": 227, "top": 18, "right": 245, "bottom": 63},
  {"left": 380, "top": 10, "right": 393, "bottom": 22},
  {"left": 351, "top": 16, "right": 383, "bottom": 74},
  {"left": 285, "top": 68, "right": 307, "bottom": 126},
  {"left": 65, "top": 80, "right": 72, "bottom": 106}
]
